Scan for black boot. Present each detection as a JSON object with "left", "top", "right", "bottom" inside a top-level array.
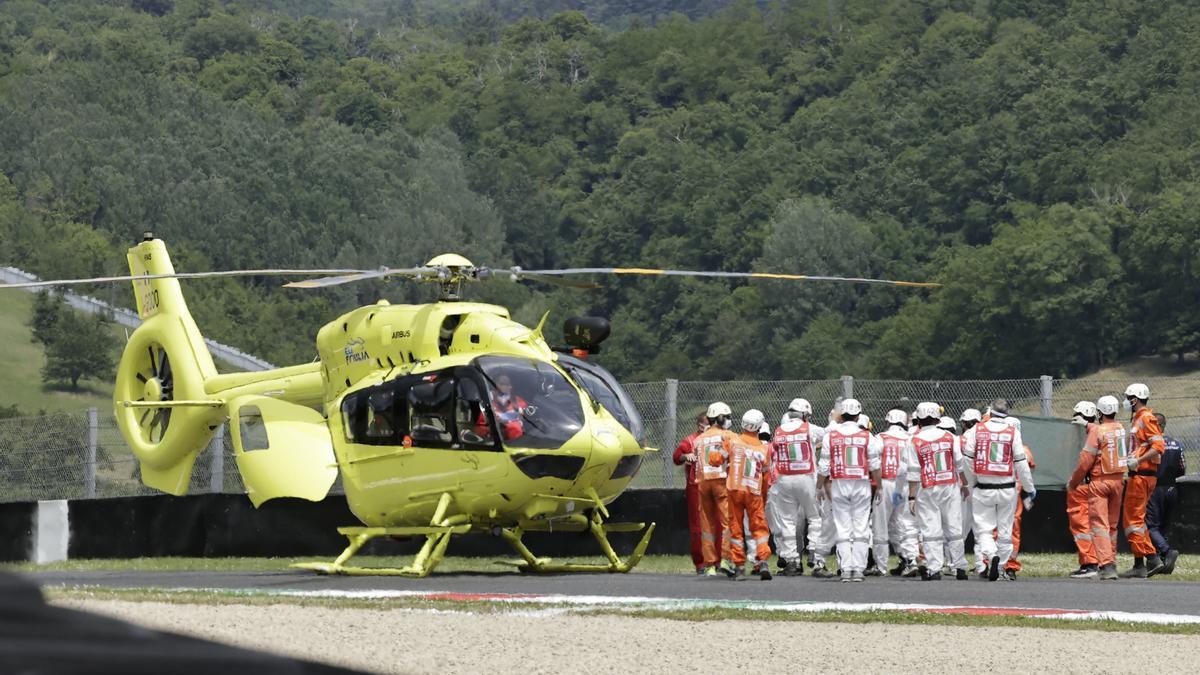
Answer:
[
  {"left": 1146, "top": 553, "right": 1165, "bottom": 577},
  {"left": 1164, "top": 549, "right": 1180, "bottom": 575}
]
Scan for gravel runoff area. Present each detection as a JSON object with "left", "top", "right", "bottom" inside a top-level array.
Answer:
[{"left": 53, "top": 599, "right": 1198, "bottom": 674}]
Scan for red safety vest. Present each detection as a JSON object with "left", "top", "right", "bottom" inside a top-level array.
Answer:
[
  {"left": 771, "top": 422, "right": 814, "bottom": 476},
  {"left": 879, "top": 431, "right": 905, "bottom": 480},
  {"left": 829, "top": 428, "right": 870, "bottom": 480},
  {"left": 972, "top": 424, "right": 1015, "bottom": 477},
  {"left": 914, "top": 431, "right": 957, "bottom": 488}
]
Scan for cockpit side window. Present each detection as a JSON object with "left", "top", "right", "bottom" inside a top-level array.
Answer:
[
  {"left": 341, "top": 381, "right": 405, "bottom": 445},
  {"left": 557, "top": 354, "right": 645, "bottom": 445},
  {"left": 341, "top": 369, "right": 500, "bottom": 451}
]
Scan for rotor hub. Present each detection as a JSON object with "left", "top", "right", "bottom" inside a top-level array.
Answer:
[{"left": 143, "top": 377, "right": 164, "bottom": 403}]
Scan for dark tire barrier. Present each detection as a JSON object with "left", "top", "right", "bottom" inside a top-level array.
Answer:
[{"left": 3, "top": 485, "right": 1198, "bottom": 560}]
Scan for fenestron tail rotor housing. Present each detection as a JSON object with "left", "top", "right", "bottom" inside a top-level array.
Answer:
[{"left": 113, "top": 314, "right": 224, "bottom": 495}]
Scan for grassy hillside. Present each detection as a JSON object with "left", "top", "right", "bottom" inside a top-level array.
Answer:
[
  {"left": 0, "top": 292, "right": 117, "bottom": 415},
  {"left": 1053, "top": 356, "right": 1200, "bottom": 420}
]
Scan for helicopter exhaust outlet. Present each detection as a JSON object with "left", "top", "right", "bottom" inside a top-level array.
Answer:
[{"left": 563, "top": 316, "right": 610, "bottom": 355}]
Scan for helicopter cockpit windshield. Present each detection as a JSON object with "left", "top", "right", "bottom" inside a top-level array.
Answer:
[{"left": 475, "top": 356, "right": 584, "bottom": 450}]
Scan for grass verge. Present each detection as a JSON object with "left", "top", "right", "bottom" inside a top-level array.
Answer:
[
  {"left": 9, "top": 552, "right": 1200, "bottom": 580},
  {"left": 3, "top": 554, "right": 689, "bottom": 575}
]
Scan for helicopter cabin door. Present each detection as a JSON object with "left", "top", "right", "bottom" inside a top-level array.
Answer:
[{"left": 229, "top": 395, "right": 338, "bottom": 507}]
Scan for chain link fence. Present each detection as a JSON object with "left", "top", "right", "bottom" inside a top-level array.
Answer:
[
  {"left": 628, "top": 377, "right": 1200, "bottom": 490},
  {"left": 1, "top": 377, "right": 1197, "bottom": 502}
]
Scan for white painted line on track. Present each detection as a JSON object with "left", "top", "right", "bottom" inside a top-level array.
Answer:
[{"left": 158, "top": 587, "right": 1200, "bottom": 625}]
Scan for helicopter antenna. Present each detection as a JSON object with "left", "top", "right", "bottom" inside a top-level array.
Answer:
[{"left": 530, "top": 311, "right": 550, "bottom": 341}]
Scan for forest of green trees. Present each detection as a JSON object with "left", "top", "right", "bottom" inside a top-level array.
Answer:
[{"left": 0, "top": 0, "right": 1197, "bottom": 382}]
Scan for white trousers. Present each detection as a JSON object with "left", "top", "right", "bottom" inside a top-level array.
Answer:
[
  {"left": 916, "top": 483, "right": 965, "bottom": 572},
  {"left": 948, "top": 491, "right": 977, "bottom": 571},
  {"left": 971, "top": 485, "right": 1018, "bottom": 568},
  {"left": 872, "top": 478, "right": 919, "bottom": 566},
  {"left": 813, "top": 496, "right": 834, "bottom": 565},
  {"left": 766, "top": 473, "right": 821, "bottom": 562},
  {"left": 831, "top": 479, "right": 872, "bottom": 574}
]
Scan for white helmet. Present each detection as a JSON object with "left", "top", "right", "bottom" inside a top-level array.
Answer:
[
  {"left": 707, "top": 402, "right": 732, "bottom": 419},
  {"left": 857, "top": 414, "right": 872, "bottom": 431},
  {"left": 1072, "top": 400, "right": 1097, "bottom": 419},
  {"left": 937, "top": 416, "right": 956, "bottom": 431},
  {"left": 741, "top": 408, "right": 765, "bottom": 431},
  {"left": 884, "top": 409, "right": 907, "bottom": 426},
  {"left": 841, "top": 398, "right": 863, "bottom": 416},
  {"left": 1124, "top": 383, "right": 1150, "bottom": 401},
  {"left": 959, "top": 408, "right": 982, "bottom": 423},
  {"left": 915, "top": 402, "right": 940, "bottom": 421},
  {"left": 788, "top": 398, "right": 813, "bottom": 415},
  {"left": 1097, "top": 395, "right": 1119, "bottom": 416}
]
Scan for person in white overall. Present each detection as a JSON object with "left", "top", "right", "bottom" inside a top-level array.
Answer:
[
  {"left": 767, "top": 401, "right": 822, "bottom": 576},
  {"left": 962, "top": 413, "right": 1035, "bottom": 580},
  {"left": 817, "top": 398, "right": 882, "bottom": 582},
  {"left": 904, "top": 402, "right": 970, "bottom": 581},
  {"left": 871, "top": 409, "right": 919, "bottom": 577},
  {"left": 958, "top": 408, "right": 983, "bottom": 573}
]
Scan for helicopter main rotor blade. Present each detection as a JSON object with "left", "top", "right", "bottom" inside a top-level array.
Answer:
[
  {"left": 0, "top": 268, "right": 368, "bottom": 290},
  {"left": 282, "top": 267, "right": 436, "bottom": 289},
  {"left": 506, "top": 272, "right": 601, "bottom": 289},
  {"left": 515, "top": 267, "right": 941, "bottom": 288}
]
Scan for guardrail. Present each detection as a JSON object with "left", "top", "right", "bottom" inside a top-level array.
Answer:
[{"left": 1, "top": 266, "right": 274, "bottom": 372}]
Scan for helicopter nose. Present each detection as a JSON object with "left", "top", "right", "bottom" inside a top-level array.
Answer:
[{"left": 574, "top": 422, "right": 622, "bottom": 487}]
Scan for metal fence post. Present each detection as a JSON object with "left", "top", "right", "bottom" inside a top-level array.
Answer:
[
  {"left": 1040, "top": 375, "right": 1053, "bottom": 417},
  {"left": 841, "top": 375, "right": 854, "bottom": 400},
  {"left": 85, "top": 407, "right": 97, "bottom": 499},
  {"left": 208, "top": 424, "right": 225, "bottom": 493},
  {"left": 664, "top": 379, "right": 678, "bottom": 488}
]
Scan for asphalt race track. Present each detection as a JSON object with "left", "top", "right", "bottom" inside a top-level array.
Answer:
[{"left": 28, "top": 569, "right": 1200, "bottom": 616}]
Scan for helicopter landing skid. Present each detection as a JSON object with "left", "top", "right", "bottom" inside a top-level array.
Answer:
[
  {"left": 496, "top": 511, "right": 657, "bottom": 574},
  {"left": 291, "top": 492, "right": 471, "bottom": 577}
]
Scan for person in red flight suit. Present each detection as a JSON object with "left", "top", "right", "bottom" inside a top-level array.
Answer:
[
  {"left": 476, "top": 374, "right": 528, "bottom": 441},
  {"left": 673, "top": 414, "right": 713, "bottom": 573}
]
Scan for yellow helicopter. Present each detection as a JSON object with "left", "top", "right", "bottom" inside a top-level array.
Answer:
[{"left": 1, "top": 234, "right": 938, "bottom": 576}]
